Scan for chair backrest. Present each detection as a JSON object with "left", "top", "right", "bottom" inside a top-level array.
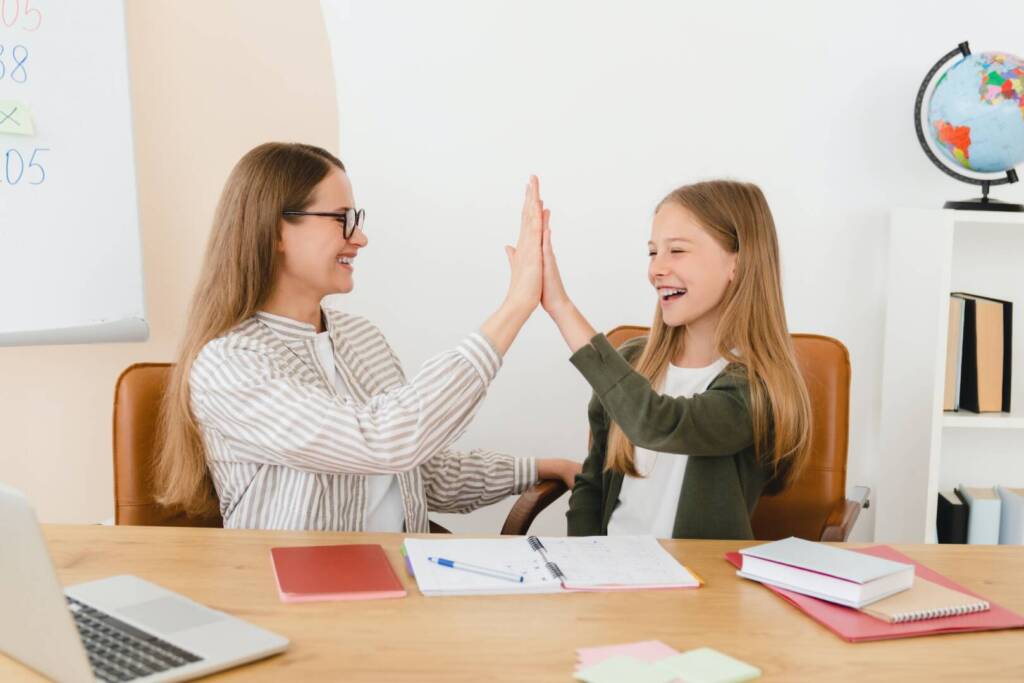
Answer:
[
  {"left": 604, "top": 326, "right": 851, "bottom": 541},
  {"left": 112, "top": 363, "right": 223, "bottom": 527}
]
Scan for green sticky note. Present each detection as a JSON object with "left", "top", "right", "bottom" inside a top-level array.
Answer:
[
  {"left": 655, "top": 647, "right": 761, "bottom": 683},
  {"left": 574, "top": 655, "right": 678, "bottom": 683},
  {"left": 0, "top": 101, "right": 35, "bottom": 136}
]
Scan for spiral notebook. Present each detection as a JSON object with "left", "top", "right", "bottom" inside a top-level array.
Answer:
[
  {"left": 402, "top": 535, "right": 701, "bottom": 596},
  {"left": 859, "top": 577, "right": 990, "bottom": 624}
]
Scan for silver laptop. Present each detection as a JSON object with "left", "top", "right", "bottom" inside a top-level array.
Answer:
[{"left": 0, "top": 483, "right": 288, "bottom": 682}]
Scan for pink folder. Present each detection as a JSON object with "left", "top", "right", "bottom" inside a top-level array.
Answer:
[
  {"left": 726, "top": 545, "right": 1024, "bottom": 642},
  {"left": 270, "top": 544, "right": 407, "bottom": 603}
]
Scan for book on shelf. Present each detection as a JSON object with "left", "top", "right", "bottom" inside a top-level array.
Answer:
[
  {"left": 948, "top": 292, "right": 1012, "bottom": 414},
  {"left": 936, "top": 490, "right": 968, "bottom": 544},
  {"left": 943, "top": 296, "right": 966, "bottom": 411},
  {"left": 957, "top": 486, "right": 1002, "bottom": 545},
  {"left": 997, "top": 486, "right": 1024, "bottom": 545}
]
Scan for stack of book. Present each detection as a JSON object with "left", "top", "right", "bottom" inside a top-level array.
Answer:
[
  {"left": 944, "top": 292, "right": 1012, "bottom": 413},
  {"left": 937, "top": 485, "right": 1024, "bottom": 545},
  {"left": 736, "top": 537, "right": 995, "bottom": 627}
]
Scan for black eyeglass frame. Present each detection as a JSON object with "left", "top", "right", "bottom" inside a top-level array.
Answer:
[{"left": 282, "top": 208, "right": 365, "bottom": 240}]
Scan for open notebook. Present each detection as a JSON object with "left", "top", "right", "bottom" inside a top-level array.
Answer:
[{"left": 403, "top": 535, "right": 701, "bottom": 596}]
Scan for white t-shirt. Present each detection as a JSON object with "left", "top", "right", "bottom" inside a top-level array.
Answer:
[
  {"left": 314, "top": 331, "right": 405, "bottom": 532},
  {"left": 607, "top": 357, "right": 729, "bottom": 539}
]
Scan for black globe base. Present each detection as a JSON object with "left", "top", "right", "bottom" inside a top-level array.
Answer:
[{"left": 944, "top": 196, "right": 1024, "bottom": 212}]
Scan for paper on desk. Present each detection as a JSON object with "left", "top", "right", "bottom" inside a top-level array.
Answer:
[
  {"left": 573, "top": 655, "right": 677, "bottom": 683},
  {"left": 575, "top": 640, "right": 678, "bottom": 670},
  {"left": 656, "top": 647, "right": 762, "bottom": 683}
]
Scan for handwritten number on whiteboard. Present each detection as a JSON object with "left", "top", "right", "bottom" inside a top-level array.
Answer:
[
  {"left": 28, "top": 147, "right": 47, "bottom": 184},
  {"left": 0, "top": 0, "right": 17, "bottom": 29},
  {"left": 22, "top": 0, "right": 40, "bottom": 31},
  {"left": 0, "top": 0, "right": 41, "bottom": 30},
  {"left": 5, "top": 149, "right": 24, "bottom": 185},
  {"left": 11, "top": 44, "right": 27, "bottom": 82}
]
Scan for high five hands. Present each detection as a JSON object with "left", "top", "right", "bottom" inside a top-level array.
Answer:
[{"left": 510, "top": 175, "right": 597, "bottom": 352}]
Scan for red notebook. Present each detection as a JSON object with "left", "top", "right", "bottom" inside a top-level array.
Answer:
[
  {"left": 270, "top": 544, "right": 407, "bottom": 603},
  {"left": 726, "top": 545, "right": 1024, "bottom": 642}
]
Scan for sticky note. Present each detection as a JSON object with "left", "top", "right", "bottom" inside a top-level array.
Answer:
[
  {"left": 0, "top": 101, "right": 35, "bottom": 136},
  {"left": 655, "top": 647, "right": 761, "bottom": 683},
  {"left": 576, "top": 640, "right": 679, "bottom": 670},
  {"left": 574, "top": 655, "right": 678, "bottom": 683}
]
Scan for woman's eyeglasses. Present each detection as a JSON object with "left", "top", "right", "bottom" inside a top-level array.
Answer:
[{"left": 282, "top": 208, "right": 365, "bottom": 240}]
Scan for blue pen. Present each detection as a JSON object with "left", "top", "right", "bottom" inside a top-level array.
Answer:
[{"left": 427, "top": 556, "right": 525, "bottom": 583}]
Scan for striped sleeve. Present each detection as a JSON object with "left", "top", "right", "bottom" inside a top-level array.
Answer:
[
  {"left": 190, "top": 332, "right": 502, "bottom": 475},
  {"left": 420, "top": 449, "right": 538, "bottom": 514}
]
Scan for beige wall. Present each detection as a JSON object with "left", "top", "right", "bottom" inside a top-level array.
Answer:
[{"left": 0, "top": 0, "right": 338, "bottom": 522}]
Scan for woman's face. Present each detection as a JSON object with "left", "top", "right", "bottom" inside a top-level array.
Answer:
[
  {"left": 275, "top": 168, "right": 367, "bottom": 299},
  {"left": 647, "top": 202, "right": 736, "bottom": 328}
]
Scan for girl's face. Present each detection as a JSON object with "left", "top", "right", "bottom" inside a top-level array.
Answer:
[
  {"left": 648, "top": 202, "right": 736, "bottom": 329},
  {"left": 275, "top": 169, "right": 368, "bottom": 300}
]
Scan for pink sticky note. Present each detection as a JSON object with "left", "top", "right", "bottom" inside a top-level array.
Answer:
[{"left": 576, "top": 640, "right": 679, "bottom": 670}]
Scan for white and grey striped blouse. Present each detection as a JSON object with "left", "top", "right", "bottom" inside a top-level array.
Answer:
[{"left": 189, "top": 308, "right": 537, "bottom": 532}]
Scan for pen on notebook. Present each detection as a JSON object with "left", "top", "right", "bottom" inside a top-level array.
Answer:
[{"left": 427, "top": 556, "right": 524, "bottom": 583}]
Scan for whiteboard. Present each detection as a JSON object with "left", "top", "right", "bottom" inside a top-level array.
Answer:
[{"left": 0, "top": 0, "right": 147, "bottom": 346}]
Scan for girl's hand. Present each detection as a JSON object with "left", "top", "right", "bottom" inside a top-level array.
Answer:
[
  {"left": 537, "top": 458, "right": 583, "bottom": 490},
  {"left": 540, "top": 217, "right": 572, "bottom": 317},
  {"left": 503, "top": 176, "right": 545, "bottom": 313}
]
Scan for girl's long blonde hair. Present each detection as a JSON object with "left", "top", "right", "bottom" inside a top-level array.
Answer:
[
  {"left": 155, "top": 142, "right": 345, "bottom": 516},
  {"left": 605, "top": 180, "right": 811, "bottom": 494}
]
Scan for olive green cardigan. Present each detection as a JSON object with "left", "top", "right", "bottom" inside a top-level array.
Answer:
[{"left": 566, "top": 334, "right": 772, "bottom": 540}]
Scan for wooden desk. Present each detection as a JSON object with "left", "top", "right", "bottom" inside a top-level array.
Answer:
[{"left": 3, "top": 526, "right": 1023, "bottom": 681}]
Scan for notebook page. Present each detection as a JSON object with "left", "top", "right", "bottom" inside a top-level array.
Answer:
[
  {"left": 402, "top": 538, "right": 562, "bottom": 596},
  {"left": 539, "top": 536, "right": 700, "bottom": 589}
]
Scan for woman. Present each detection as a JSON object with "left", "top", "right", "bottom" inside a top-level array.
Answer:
[{"left": 156, "top": 142, "right": 578, "bottom": 531}]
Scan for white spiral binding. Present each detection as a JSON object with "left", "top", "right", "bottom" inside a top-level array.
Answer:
[{"left": 891, "top": 600, "right": 990, "bottom": 624}]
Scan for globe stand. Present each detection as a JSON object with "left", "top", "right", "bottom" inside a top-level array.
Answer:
[
  {"left": 944, "top": 173, "right": 1024, "bottom": 212},
  {"left": 915, "top": 41, "right": 1024, "bottom": 212}
]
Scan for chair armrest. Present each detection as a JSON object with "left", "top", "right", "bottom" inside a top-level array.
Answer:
[
  {"left": 821, "top": 486, "right": 871, "bottom": 542},
  {"left": 500, "top": 479, "right": 569, "bottom": 535}
]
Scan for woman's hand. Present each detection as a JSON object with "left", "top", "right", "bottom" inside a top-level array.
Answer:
[
  {"left": 537, "top": 458, "right": 583, "bottom": 490},
  {"left": 479, "top": 176, "right": 546, "bottom": 356},
  {"left": 503, "top": 176, "right": 545, "bottom": 313}
]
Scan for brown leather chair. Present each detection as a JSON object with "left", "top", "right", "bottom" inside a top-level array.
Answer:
[{"left": 112, "top": 363, "right": 566, "bottom": 533}]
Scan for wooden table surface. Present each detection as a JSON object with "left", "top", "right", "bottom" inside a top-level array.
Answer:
[{"left": 3, "top": 525, "right": 1024, "bottom": 681}]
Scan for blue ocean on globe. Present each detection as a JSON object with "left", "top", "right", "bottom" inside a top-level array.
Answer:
[{"left": 927, "top": 51, "right": 1024, "bottom": 173}]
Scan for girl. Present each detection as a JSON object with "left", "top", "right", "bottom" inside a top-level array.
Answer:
[
  {"left": 540, "top": 179, "right": 811, "bottom": 540},
  {"left": 155, "top": 142, "right": 579, "bottom": 531}
]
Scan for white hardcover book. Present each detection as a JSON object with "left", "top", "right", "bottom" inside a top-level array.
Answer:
[
  {"left": 996, "top": 486, "right": 1024, "bottom": 545},
  {"left": 737, "top": 537, "right": 914, "bottom": 608},
  {"left": 958, "top": 485, "right": 1003, "bottom": 545}
]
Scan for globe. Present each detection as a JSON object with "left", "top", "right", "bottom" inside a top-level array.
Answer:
[
  {"left": 927, "top": 51, "right": 1024, "bottom": 173},
  {"left": 915, "top": 42, "right": 1024, "bottom": 211}
]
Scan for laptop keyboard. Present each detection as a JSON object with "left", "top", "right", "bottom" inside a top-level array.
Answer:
[{"left": 67, "top": 596, "right": 203, "bottom": 682}]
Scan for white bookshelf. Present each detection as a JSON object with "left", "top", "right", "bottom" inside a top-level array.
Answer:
[{"left": 875, "top": 208, "right": 1024, "bottom": 543}]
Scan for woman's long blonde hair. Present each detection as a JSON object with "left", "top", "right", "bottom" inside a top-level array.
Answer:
[
  {"left": 155, "top": 142, "right": 345, "bottom": 516},
  {"left": 605, "top": 180, "right": 811, "bottom": 494}
]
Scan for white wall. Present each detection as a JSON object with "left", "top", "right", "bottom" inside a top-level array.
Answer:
[{"left": 321, "top": 0, "right": 1024, "bottom": 538}]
